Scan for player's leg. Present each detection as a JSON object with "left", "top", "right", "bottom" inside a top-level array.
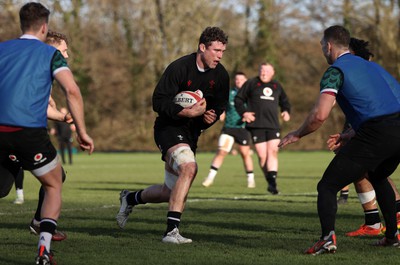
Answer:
[
  {"left": 13, "top": 168, "right": 24, "bottom": 204},
  {"left": 66, "top": 140, "right": 73, "bottom": 165},
  {"left": 337, "top": 185, "right": 349, "bottom": 205},
  {"left": 368, "top": 156, "right": 400, "bottom": 244},
  {"left": 30, "top": 167, "right": 67, "bottom": 241},
  {"left": 345, "top": 176, "right": 382, "bottom": 236},
  {"left": 29, "top": 157, "right": 63, "bottom": 264},
  {"left": 162, "top": 144, "right": 196, "bottom": 243},
  {"left": 14, "top": 128, "right": 64, "bottom": 262},
  {"left": 116, "top": 143, "right": 196, "bottom": 243},
  {"left": 238, "top": 144, "right": 255, "bottom": 188},
  {"left": 306, "top": 153, "right": 365, "bottom": 255},
  {"left": 59, "top": 141, "right": 66, "bottom": 164},
  {"left": 0, "top": 163, "right": 16, "bottom": 199},
  {"left": 254, "top": 141, "right": 268, "bottom": 183},
  {"left": 266, "top": 138, "right": 281, "bottom": 194},
  {"left": 202, "top": 133, "right": 233, "bottom": 187},
  {"left": 387, "top": 177, "right": 400, "bottom": 227}
]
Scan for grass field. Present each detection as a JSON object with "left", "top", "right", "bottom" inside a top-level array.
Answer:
[{"left": 1, "top": 151, "right": 399, "bottom": 265}]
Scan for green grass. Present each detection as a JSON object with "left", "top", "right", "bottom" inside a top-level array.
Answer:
[{"left": 1, "top": 151, "right": 399, "bottom": 265}]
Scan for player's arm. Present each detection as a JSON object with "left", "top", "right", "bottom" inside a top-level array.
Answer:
[
  {"left": 279, "top": 93, "right": 335, "bottom": 148},
  {"left": 47, "top": 103, "right": 72, "bottom": 123},
  {"left": 234, "top": 80, "right": 255, "bottom": 123},
  {"left": 234, "top": 80, "right": 249, "bottom": 116},
  {"left": 55, "top": 69, "right": 93, "bottom": 154},
  {"left": 177, "top": 99, "right": 206, "bottom": 118},
  {"left": 51, "top": 51, "right": 94, "bottom": 154},
  {"left": 296, "top": 93, "right": 335, "bottom": 137},
  {"left": 152, "top": 64, "right": 188, "bottom": 120},
  {"left": 279, "top": 67, "right": 342, "bottom": 148},
  {"left": 278, "top": 84, "right": 291, "bottom": 122}
]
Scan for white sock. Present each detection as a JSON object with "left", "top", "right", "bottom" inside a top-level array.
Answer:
[
  {"left": 16, "top": 189, "right": 24, "bottom": 198},
  {"left": 247, "top": 172, "right": 255, "bottom": 182},
  {"left": 368, "top": 223, "right": 381, "bottom": 229},
  {"left": 207, "top": 169, "right": 218, "bottom": 180},
  {"left": 38, "top": 232, "right": 52, "bottom": 252}
]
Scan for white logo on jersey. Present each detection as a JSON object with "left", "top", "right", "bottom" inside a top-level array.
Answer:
[{"left": 260, "top": 87, "right": 274, "bottom": 100}]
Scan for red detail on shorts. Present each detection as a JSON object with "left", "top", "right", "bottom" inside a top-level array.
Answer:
[
  {"left": 34, "top": 153, "right": 43, "bottom": 161},
  {"left": 0, "top": 125, "right": 23, "bottom": 132}
]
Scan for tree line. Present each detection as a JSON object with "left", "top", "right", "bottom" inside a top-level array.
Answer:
[{"left": 1, "top": 0, "right": 399, "bottom": 151}]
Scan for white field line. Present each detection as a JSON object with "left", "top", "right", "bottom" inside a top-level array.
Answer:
[{"left": 0, "top": 192, "right": 317, "bottom": 216}]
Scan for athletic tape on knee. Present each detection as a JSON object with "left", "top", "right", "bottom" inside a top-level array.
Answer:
[
  {"left": 358, "top": 190, "right": 376, "bottom": 205},
  {"left": 218, "top": 134, "right": 234, "bottom": 153},
  {"left": 169, "top": 146, "right": 195, "bottom": 173},
  {"left": 164, "top": 170, "right": 179, "bottom": 190}
]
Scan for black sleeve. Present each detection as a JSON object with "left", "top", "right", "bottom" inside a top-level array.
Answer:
[
  {"left": 199, "top": 68, "right": 230, "bottom": 130},
  {"left": 152, "top": 64, "right": 184, "bottom": 120},
  {"left": 234, "top": 80, "right": 250, "bottom": 116},
  {"left": 278, "top": 83, "right": 291, "bottom": 114}
]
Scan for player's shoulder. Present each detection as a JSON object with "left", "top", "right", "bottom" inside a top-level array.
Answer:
[
  {"left": 170, "top": 53, "right": 196, "bottom": 66},
  {"left": 164, "top": 53, "right": 195, "bottom": 75}
]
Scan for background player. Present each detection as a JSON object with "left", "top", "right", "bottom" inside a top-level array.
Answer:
[
  {"left": 202, "top": 72, "right": 255, "bottom": 188},
  {"left": 235, "top": 63, "right": 291, "bottom": 194}
]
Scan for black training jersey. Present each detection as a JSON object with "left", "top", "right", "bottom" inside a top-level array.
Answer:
[
  {"left": 235, "top": 77, "right": 291, "bottom": 129},
  {"left": 152, "top": 53, "right": 230, "bottom": 132}
]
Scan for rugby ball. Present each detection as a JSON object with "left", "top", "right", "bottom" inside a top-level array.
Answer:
[{"left": 173, "top": 90, "right": 203, "bottom": 107}]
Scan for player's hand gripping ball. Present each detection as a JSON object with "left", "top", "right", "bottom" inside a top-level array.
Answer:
[{"left": 173, "top": 90, "right": 203, "bottom": 107}]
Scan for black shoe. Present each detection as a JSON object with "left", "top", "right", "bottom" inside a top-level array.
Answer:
[
  {"left": 267, "top": 184, "right": 279, "bottom": 195},
  {"left": 337, "top": 197, "right": 348, "bottom": 205}
]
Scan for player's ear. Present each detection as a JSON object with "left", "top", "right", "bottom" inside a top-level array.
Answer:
[
  {"left": 199, "top": 43, "right": 206, "bottom": 52},
  {"left": 327, "top": 41, "right": 333, "bottom": 52}
]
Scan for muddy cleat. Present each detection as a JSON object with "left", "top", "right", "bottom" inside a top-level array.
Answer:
[
  {"left": 35, "top": 245, "right": 56, "bottom": 265},
  {"left": 373, "top": 234, "right": 400, "bottom": 247},
  {"left": 345, "top": 224, "right": 383, "bottom": 237},
  {"left": 267, "top": 184, "right": 279, "bottom": 195},
  {"left": 29, "top": 220, "right": 67, "bottom": 241},
  {"left": 116, "top": 190, "right": 133, "bottom": 228},
  {"left": 202, "top": 178, "right": 214, "bottom": 187},
  {"left": 337, "top": 197, "right": 347, "bottom": 205},
  {"left": 51, "top": 230, "right": 67, "bottom": 241},
  {"left": 305, "top": 231, "right": 337, "bottom": 255},
  {"left": 162, "top": 228, "right": 192, "bottom": 244}
]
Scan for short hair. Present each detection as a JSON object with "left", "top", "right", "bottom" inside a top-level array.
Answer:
[
  {"left": 235, "top": 71, "right": 246, "bottom": 77},
  {"left": 198, "top": 27, "right": 228, "bottom": 48},
  {"left": 259, "top": 62, "right": 274, "bottom": 69},
  {"left": 323, "top": 25, "right": 350, "bottom": 48},
  {"left": 349, "top": 37, "right": 374, "bottom": 61},
  {"left": 19, "top": 2, "right": 50, "bottom": 33},
  {"left": 46, "top": 30, "right": 69, "bottom": 46}
]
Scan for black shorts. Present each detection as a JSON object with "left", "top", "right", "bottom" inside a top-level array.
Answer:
[
  {"left": 221, "top": 127, "right": 251, "bottom": 146},
  {"left": 338, "top": 114, "right": 400, "bottom": 173},
  {"left": 154, "top": 125, "right": 199, "bottom": 160},
  {"left": 0, "top": 128, "right": 58, "bottom": 173},
  {"left": 247, "top": 128, "right": 280, "bottom": 144}
]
